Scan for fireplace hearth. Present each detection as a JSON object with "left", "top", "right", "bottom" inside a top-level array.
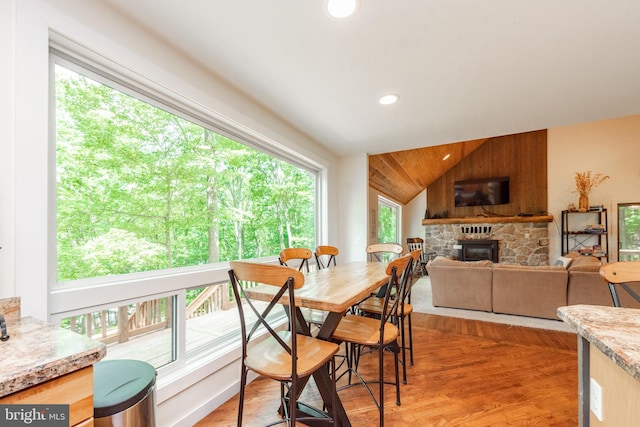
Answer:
[{"left": 458, "top": 239, "right": 499, "bottom": 263}]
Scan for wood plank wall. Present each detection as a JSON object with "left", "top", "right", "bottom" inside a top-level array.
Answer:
[{"left": 426, "top": 130, "right": 547, "bottom": 218}]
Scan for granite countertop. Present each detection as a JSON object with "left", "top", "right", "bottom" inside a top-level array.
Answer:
[
  {"left": 558, "top": 304, "right": 640, "bottom": 381},
  {"left": 0, "top": 316, "right": 106, "bottom": 397}
]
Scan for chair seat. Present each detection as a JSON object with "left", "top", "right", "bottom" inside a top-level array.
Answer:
[
  {"left": 246, "top": 331, "right": 339, "bottom": 381},
  {"left": 331, "top": 315, "right": 399, "bottom": 347},
  {"left": 358, "top": 297, "right": 413, "bottom": 317}
]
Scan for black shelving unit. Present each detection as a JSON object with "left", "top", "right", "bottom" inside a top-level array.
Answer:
[{"left": 561, "top": 209, "right": 609, "bottom": 261}]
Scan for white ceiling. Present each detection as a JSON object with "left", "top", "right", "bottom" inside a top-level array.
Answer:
[{"left": 99, "top": 0, "right": 640, "bottom": 156}]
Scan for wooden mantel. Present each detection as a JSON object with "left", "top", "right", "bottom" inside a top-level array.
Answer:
[{"left": 422, "top": 215, "right": 553, "bottom": 226}]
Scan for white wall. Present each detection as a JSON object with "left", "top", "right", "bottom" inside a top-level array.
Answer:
[
  {"left": 0, "top": 0, "right": 16, "bottom": 297},
  {"left": 338, "top": 154, "right": 369, "bottom": 263},
  {"left": 548, "top": 114, "right": 640, "bottom": 261},
  {"left": 404, "top": 189, "right": 427, "bottom": 245}
]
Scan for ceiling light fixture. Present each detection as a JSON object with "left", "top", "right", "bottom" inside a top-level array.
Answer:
[
  {"left": 327, "top": 0, "right": 357, "bottom": 19},
  {"left": 379, "top": 94, "right": 399, "bottom": 105},
  {"left": 442, "top": 154, "right": 451, "bottom": 161}
]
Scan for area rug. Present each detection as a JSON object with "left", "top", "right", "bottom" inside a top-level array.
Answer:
[{"left": 411, "top": 276, "right": 574, "bottom": 333}]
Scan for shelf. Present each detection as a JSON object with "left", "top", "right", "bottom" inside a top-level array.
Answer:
[
  {"left": 422, "top": 215, "right": 553, "bottom": 226},
  {"left": 561, "top": 209, "right": 608, "bottom": 262},
  {"left": 566, "top": 231, "right": 607, "bottom": 235}
]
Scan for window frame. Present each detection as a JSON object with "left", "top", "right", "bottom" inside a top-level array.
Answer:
[
  {"left": 377, "top": 195, "right": 401, "bottom": 244},
  {"left": 48, "top": 40, "right": 324, "bottom": 379}
]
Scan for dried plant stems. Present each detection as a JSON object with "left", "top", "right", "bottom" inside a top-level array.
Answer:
[{"left": 574, "top": 171, "right": 609, "bottom": 196}]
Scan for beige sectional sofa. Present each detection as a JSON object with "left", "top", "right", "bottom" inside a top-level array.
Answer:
[{"left": 426, "top": 253, "right": 640, "bottom": 321}]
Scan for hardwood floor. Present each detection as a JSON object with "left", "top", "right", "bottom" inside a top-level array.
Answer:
[{"left": 195, "top": 313, "right": 579, "bottom": 426}]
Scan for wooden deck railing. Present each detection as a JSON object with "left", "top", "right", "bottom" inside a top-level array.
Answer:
[
  {"left": 619, "top": 250, "right": 640, "bottom": 262},
  {"left": 66, "top": 280, "right": 257, "bottom": 345}
]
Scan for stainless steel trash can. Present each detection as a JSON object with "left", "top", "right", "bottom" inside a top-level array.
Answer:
[{"left": 94, "top": 359, "right": 157, "bottom": 427}]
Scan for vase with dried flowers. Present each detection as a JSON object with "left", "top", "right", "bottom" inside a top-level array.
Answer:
[{"left": 574, "top": 171, "right": 609, "bottom": 212}]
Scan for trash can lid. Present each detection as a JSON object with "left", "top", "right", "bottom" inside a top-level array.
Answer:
[{"left": 94, "top": 359, "right": 156, "bottom": 418}]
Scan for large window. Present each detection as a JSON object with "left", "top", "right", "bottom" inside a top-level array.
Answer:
[
  {"left": 55, "top": 64, "right": 315, "bottom": 282},
  {"left": 51, "top": 52, "right": 318, "bottom": 368}
]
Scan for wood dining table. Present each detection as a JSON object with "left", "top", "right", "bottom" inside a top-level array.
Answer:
[{"left": 243, "top": 261, "right": 390, "bottom": 427}]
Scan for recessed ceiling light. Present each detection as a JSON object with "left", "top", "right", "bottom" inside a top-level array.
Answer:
[
  {"left": 379, "top": 94, "right": 399, "bottom": 105},
  {"left": 327, "top": 0, "right": 357, "bottom": 19},
  {"left": 443, "top": 154, "right": 451, "bottom": 161}
]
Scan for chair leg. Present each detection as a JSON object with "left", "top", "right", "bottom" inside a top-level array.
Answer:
[
  {"left": 400, "top": 317, "right": 407, "bottom": 384},
  {"left": 408, "top": 314, "right": 414, "bottom": 366},
  {"left": 379, "top": 342, "right": 385, "bottom": 427},
  {"left": 237, "top": 367, "right": 248, "bottom": 427},
  {"left": 393, "top": 343, "right": 401, "bottom": 406}
]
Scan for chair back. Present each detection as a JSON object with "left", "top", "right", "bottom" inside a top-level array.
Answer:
[
  {"left": 366, "top": 243, "right": 403, "bottom": 262},
  {"left": 279, "top": 247, "right": 313, "bottom": 272},
  {"left": 600, "top": 262, "right": 640, "bottom": 284},
  {"left": 228, "top": 261, "right": 306, "bottom": 423},
  {"left": 375, "top": 252, "right": 413, "bottom": 298},
  {"left": 379, "top": 255, "right": 414, "bottom": 335},
  {"left": 386, "top": 253, "right": 415, "bottom": 308},
  {"left": 407, "top": 237, "right": 426, "bottom": 259},
  {"left": 228, "top": 261, "right": 304, "bottom": 363},
  {"left": 315, "top": 245, "right": 339, "bottom": 269}
]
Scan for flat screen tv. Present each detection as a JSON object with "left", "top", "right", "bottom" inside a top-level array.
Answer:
[{"left": 454, "top": 176, "right": 510, "bottom": 207}]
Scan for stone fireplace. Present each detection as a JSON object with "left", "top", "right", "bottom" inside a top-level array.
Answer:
[{"left": 422, "top": 216, "right": 552, "bottom": 266}]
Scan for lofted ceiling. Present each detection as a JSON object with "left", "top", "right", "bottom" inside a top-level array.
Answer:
[
  {"left": 369, "top": 139, "right": 487, "bottom": 204},
  {"left": 97, "top": 1, "right": 640, "bottom": 201}
]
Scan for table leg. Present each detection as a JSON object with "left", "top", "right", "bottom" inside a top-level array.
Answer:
[{"left": 287, "top": 309, "right": 351, "bottom": 426}]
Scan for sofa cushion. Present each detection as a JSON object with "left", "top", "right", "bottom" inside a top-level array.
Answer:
[
  {"left": 493, "top": 264, "right": 566, "bottom": 272},
  {"left": 426, "top": 258, "right": 493, "bottom": 312},
  {"left": 492, "top": 264, "right": 568, "bottom": 320},
  {"left": 567, "top": 255, "right": 602, "bottom": 272},
  {"left": 428, "top": 256, "right": 493, "bottom": 268}
]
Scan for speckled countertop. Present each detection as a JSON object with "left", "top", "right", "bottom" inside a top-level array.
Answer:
[
  {"left": 0, "top": 316, "right": 106, "bottom": 397},
  {"left": 558, "top": 304, "right": 640, "bottom": 381}
]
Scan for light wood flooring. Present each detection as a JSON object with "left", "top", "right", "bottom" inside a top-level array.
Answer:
[{"left": 196, "top": 313, "right": 579, "bottom": 426}]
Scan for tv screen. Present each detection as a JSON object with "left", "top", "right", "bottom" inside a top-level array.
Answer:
[{"left": 454, "top": 176, "right": 510, "bottom": 207}]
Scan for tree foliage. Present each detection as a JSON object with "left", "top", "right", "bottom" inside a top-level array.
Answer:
[{"left": 55, "top": 65, "right": 315, "bottom": 281}]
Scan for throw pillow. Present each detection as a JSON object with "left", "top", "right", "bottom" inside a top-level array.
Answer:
[{"left": 554, "top": 256, "right": 573, "bottom": 268}]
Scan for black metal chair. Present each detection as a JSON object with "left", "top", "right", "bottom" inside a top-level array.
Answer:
[
  {"left": 406, "top": 237, "right": 432, "bottom": 275},
  {"left": 315, "top": 245, "right": 339, "bottom": 269},
  {"left": 599, "top": 261, "right": 640, "bottom": 306},
  {"left": 331, "top": 254, "right": 413, "bottom": 427},
  {"left": 366, "top": 243, "right": 403, "bottom": 263},
  {"left": 358, "top": 250, "right": 418, "bottom": 384},
  {"left": 229, "top": 261, "right": 340, "bottom": 426},
  {"left": 278, "top": 247, "right": 313, "bottom": 272}
]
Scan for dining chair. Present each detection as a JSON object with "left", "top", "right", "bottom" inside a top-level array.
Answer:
[
  {"left": 315, "top": 245, "right": 339, "bottom": 269},
  {"left": 228, "top": 261, "right": 339, "bottom": 427},
  {"left": 358, "top": 249, "right": 420, "bottom": 383},
  {"left": 599, "top": 261, "right": 640, "bottom": 307},
  {"left": 406, "top": 237, "right": 433, "bottom": 276},
  {"left": 366, "top": 243, "right": 403, "bottom": 263},
  {"left": 278, "top": 247, "right": 313, "bottom": 272},
  {"left": 331, "top": 253, "right": 413, "bottom": 427}
]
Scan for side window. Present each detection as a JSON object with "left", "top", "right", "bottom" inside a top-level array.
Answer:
[
  {"left": 378, "top": 196, "right": 400, "bottom": 244},
  {"left": 618, "top": 203, "right": 640, "bottom": 261}
]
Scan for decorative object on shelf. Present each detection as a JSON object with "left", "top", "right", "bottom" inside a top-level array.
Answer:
[
  {"left": 574, "top": 171, "right": 609, "bottom": 212},
  {"left": 567, "top": 203, "right": 577, "bottom": 212}
]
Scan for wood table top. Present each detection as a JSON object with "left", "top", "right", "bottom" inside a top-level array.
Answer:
[{"left": 244, "top": 261, "right": 389, "bottom": 313}]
